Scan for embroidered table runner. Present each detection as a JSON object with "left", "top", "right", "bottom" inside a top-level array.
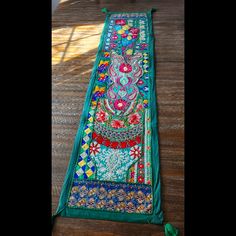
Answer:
[{"left": 54, "top": 8, "right": 164, "bottom": 226}]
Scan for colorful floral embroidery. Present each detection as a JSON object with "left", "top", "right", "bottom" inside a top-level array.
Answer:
[
  {"left": 113, "top": 99, "right": 128, "bottom": 110},
  {"left": 68, "top": 12, "right": 155, "bottom": 215},
  {"left": 96, "top": 110, "right": 109, "bottom": 123},
  {"left": 128, "top": 112, "right": 141, "bottom": 125},
  {"left": 130, "top": 145, "right": 142, "bottom": 158},
  {"left": 119, "top": 63, "right": 132, "bottom": 73},
  {"left": 92, "top": 131, "right": 142, "bottom": 149},
  {"left": 111, "top": 119, "right": 125, "bottom": 129},
  {"left": 68, "top": 180, "right": 152, "bottom": 214},
  {"left": 89, "top": 141, "right": 101, "bottom": 156}
]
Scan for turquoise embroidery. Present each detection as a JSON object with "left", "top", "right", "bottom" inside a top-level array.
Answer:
[
  {"left": 92, "top": 146, "right": 139, "bottom": 182},
  {"left": 64, "top": 11, "right": 162, "bottom": 218}
]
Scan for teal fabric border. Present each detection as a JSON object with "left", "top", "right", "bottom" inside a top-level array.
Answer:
[{"left": 53, "top": 8, "right": 163, "bottom": 225}]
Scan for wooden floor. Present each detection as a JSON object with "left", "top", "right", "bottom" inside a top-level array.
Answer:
[{"left": 52, "top": 0, "right": 184, "bottom": 235}]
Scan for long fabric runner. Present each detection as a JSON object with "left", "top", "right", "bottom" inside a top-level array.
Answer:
[{"left": 53, "top": 8, "right": 178, "bottom": 234}]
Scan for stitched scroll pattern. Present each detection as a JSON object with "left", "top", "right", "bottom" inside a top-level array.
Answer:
[{"left": 68, "top": 13, "right": 153, "bottom": 214}]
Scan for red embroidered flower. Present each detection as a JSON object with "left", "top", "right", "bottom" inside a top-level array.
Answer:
[
  {"left": 138, "top": 164, "right": 144, "bottom": 169},
  {"left": 132, "top": 34, "right": 138, "bottom": 39},
  {"left": 119, "top": 63, "right": 132, "bottom": 73},
  {"left": 111, "top": 120, "right": 125, "bottom": 129},
  {"left": 128, "top": 139, "right": 137, "bottom": 147},
  {"left": 115, "top": 19, "right": 126, "bottom": 26},
  {"left": 129, "top": 27, "right": 140, "bottom": 34},
  {"left": 121, "top": 33, "right": 128, "bottom": 38},
  {"left": 114, "top": 99, "right": 127, "bottom": 110},
  {"left": 110, "top": 141, "right": 119, "bottom": 148},
  {"left": 89, "top": 141, "right": 101, "bottom": 156},
  {"left": 138, "top": 176, "right": 144, "bottom": 183},
  {"left": 147, "top": 180, "right": 151, "bottom": 185},
  {"left": 96, "top": 110, "right": 108, "bottom": 122},
  {"left": 128, "top": 113, "right": 141, "bottom": 125},
  {"left": 130, "top": 171, "right": 135, "bottom": 178},
  {"left": 120, "top": 141, "right": 127, "bottom": 149},
  {"left": 129, "top": 145, "right": 141, "bottom": 159}
]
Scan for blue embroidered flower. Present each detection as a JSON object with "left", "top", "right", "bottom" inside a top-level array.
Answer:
[
  {"left": 98, "top": 64, "right": 106, "bottom": 73},
  {"left": 143, "top": 86, "right": 149, "bottom": 92}
]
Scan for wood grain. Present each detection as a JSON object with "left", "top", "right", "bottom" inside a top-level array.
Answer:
[{"left": 52, "top": 0, "right": 184, "bottom": 235}]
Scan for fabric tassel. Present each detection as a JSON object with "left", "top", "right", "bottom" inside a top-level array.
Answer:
[
  {"left": 164, "top": 223, "right": 179, "bottom": 236},
  {"left": 51, "top": 206, "right": 65, "bottom": 230}
]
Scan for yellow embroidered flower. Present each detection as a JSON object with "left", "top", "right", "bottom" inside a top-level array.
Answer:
[
  {"left": 99, "top": 60, "right": 109, "bottom": 66},
  {"left": 104, "top": 52, "right": 110, "bottom": 57},
  {"left": 117, "top": 29, "right": 125, "bottom": 35},
  {"left": 143, "top": 99, "right": 148, "bottom": 104},
  {"left": 91, "top": 101, "right": 97, "bottom": 106},
  {"left": 99, "top": 60, "right": 104, "bottom": 66},
  {"left": 127, "top": 35, "right": 132, "bottom": 40},
  {"left": 126, "top": 49, "right": 133, "bottom": 55},
  {"left": 94, "top": 86, "right": 106, "bottom": 93},
  {"left": 122, "top": 24, "right": 130, "bottom": 30}
]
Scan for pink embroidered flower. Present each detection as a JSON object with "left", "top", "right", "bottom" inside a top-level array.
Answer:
[
  {"left": 119, "top": 63, "right": 132, "bottom": 73},
  {"left": 89, "top": 141, "right": 101, "bottom": 156},
  {"left": 141, "top": 43, "right": 148, "bottom": 49},
  {"left": 111, "top": 120, "right": 125, "bottom": 129},
  {"left": 115, "top": 19, "right": 126, "bottom": 26},
  {"left": 110, "top": 43, "right": 117, "bottom": 48},
  {"left": 128, "top": 113, "right": 141, "bottom": 125},
  {"left": 114, "top": 99, "right": 127, "bottom": 110},
  {"left": 130, "top": 171, "right": 135, "bottom": 178},
  {"left": 97, "top": 101, "right": 101, "bottom": 108},
  {"left": 136, "top": 103, "right": 143, "bottom": 111},
  {"left": 96, "top": 110, "right": 108, "bottom": 122},
  {"left": 121, "top": 33, "right": 128, "bottom": 38},
  {"left": 129, "top": 145, "right": 141, "bottom": 159},
  {"left": 132, "top": 34, "right": 138, "bottom": 39},
  {"left": 112, "top": 34, "right": 118, "bottom": 40},
  {"left": 137, "top": 80, "right": 144, "bottom": 85},
  {"left": 129, "top": 27, "right": 140, "bottom": 34}
]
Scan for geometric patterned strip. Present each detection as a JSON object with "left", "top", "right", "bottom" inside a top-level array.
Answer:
[
  {"left": 75, "top": 105, "right": 96, "bottom": 180},
  {"left": 144, "top": 108, "right": 152, "bottom": 185}
]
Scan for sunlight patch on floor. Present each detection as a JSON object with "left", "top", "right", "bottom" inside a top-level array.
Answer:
[{"left": 52, "top": 24, "right": 104, "bottom": 65}]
